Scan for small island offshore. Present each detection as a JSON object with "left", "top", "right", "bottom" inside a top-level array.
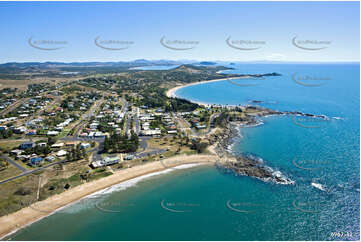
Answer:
[{"left": 0, "top": 62, "right": 329, "bottom": 239}]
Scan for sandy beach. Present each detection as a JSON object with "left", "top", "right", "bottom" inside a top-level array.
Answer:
[
  {"left": 0, "top": 154, "right": 218, "bottom": 239},
  {"left": 166, "top": 76, "right": 248, "bottom": 106}
]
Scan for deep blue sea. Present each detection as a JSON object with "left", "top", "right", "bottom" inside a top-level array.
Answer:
[{"left": 8, "top": 64, "right": 360, "bottom": 241}]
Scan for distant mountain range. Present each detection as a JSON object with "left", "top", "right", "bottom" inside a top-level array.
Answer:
[
  {"left": 0, "top": 59, "right": 357, "bottom": 69},
  {"left": 0, "top": 60, "right": 180, "bottom": 68}
]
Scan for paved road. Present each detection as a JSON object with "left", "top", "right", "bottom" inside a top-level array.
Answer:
[
  {"left": 125, "top": 115, "right": 131, "bottom": 136},
  {"left": 139, "top": 136, "right": 150, "bottom": 151},
  {"left": 0, "top": 159, "right": 67, "bottom": 185},
  {"left": 0, "top": 98, "right": 29, "bottom": 116},
  {"left": 176, "top": 114, "right": 197, "bottom": 137},
  {"left": 1, "top": 155, "right": 27, "bottom": 173},
  {"left": 134, "top": 116, "right": 140, "bottom": 135},
  {"left": 206, "top": 113, "right": 219, "bottom": 134}
]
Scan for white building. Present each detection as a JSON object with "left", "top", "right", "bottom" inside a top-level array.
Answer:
[
  {"left": 140, "top": 129, "right": 161, "bottom": 136},
  {"left": 47, "top": 131, "right": 59, "bottom": 136},
  {"left": 56, "top": 150, "right": 67, "bottom": 157},
  {"left": 80, "top": 143, "right": 91, "bottom": 149},
  {"left": 91, "top": 156, "right": 121, "bottom": 168}
]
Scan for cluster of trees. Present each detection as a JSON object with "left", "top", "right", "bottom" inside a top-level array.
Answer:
[
  {"left": 166, "top": 98, "right": 199, "bottom": 112},
  {"left": 96, "top": 115, "right": 122, "bottom": 133},
  {"left": 66, "top": 144, "right": 88, "bottom": 162},
  {"left": 213, "top": 111, "right": 231, "bottom": 128},
  {"left": 22, "top": 145, "right": 52, "bottom": 156},
  {"left": 0, "top": 129, "right": 13, "bottom": 139},
  {"left": 103, "top": 131, "right": 139, "bottom": 153},
  {"left": 190, "top": 138, "right": 208, "bottom": 153}
]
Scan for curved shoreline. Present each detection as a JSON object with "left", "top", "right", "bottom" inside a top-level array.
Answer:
[
  {"left": 0, "top": 154, "right": 217, "bottom": 240},
  {"left": 166, "top": 76, "right": 248, "bottom": 106}
]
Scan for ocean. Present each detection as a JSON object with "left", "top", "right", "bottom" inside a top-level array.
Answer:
[{"left": 8, "top": 63, "right": 360, "bottom": 241}]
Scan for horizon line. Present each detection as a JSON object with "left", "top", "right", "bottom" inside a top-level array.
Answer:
[{"left": 0, "top": 60, "right": 359, "bottom": 65}]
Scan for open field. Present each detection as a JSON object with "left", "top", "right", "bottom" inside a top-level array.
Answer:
[
  {"left": 0, "top": 77, "right": 77, "bottom": 91},
  {"left": 0, "top": 163, "right": 22, "bottom": 181}
]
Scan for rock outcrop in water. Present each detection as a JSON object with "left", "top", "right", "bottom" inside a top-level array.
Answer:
[
  {"left": 209, "top": 106, "right": 328, "bottom": 185},
  {"left": 212, "top": 123, "right": 295, "bottom": 185}
]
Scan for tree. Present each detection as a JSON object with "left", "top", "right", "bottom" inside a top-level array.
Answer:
[
  {"left": 66, "top": 152, "right": 71, "bottom": 161},
  {"left": 47, "top": 137, "right": 57, "bottom": 146},
  {"left": 191, "top": 138, "right": 208, "bottom": 153}
]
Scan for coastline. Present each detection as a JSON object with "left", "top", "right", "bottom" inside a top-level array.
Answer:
[
  {"left": 0, "top": 154, "right": 218, "bottom": 240},
  {"left": 165, "top": 76, "right": 248, "bottom": 106},
  {"left": 1, "top": 74, "right": 329, "bottom": 239}
]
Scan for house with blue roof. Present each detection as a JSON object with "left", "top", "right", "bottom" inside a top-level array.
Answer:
[
  {"left": 20, "top": 142, "right": 35, "bottom": 149},
  {"left": 29, "top": 157, "right": 43, "bottom": 166}
]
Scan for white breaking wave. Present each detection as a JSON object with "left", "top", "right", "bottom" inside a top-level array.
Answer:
[
  {"left": 239, "top": 120, "right": 264, "bottom": 127},
  {"left": 269, "top": 167, "right": 295, "bottom": 185},
  {"left": 312, "top": 182, "right": 326, "bottom": 191},
  {"left": 58, "top": 163, "right": 203, "bottom": 214},
  {"left": 87, "top": 163, "right": 202, "bottom": 198}
]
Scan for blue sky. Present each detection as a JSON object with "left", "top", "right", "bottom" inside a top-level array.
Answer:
[{"left": 0, "top": 1, "right": 359, "bottom": 63}]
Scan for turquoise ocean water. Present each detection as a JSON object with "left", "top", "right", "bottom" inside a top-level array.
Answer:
[{"left": 8, "top": 64, "right": 360, "bottom": 241}]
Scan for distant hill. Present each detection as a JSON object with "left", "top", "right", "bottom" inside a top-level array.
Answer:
[
  {"left": 0, "top": 60, "right": 234, "bottom": 79},
  {"left": 0, "top": 60, "right": 183, "bottom": 69},
  {"left": 172, "top": 64, "right": 233, "bottom": 73}
]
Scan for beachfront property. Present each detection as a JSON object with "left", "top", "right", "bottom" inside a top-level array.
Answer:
[{"left": 91, "top": 156, "right": 122, "bottom": 168}]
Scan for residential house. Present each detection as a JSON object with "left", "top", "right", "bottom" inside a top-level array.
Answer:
[{"left": 20, "top": 142, "right": 35, "bottom": 149}]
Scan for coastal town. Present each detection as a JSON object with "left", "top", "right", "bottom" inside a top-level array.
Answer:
[
  {"left": 0, "top": 62, "right": 331, "bottom": 239},
  {"left": 0, "top": 1, "right": 358, "bottom": 241},
  {"left": 0, "top": 63, "right": 243, "bottom": 220}
]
